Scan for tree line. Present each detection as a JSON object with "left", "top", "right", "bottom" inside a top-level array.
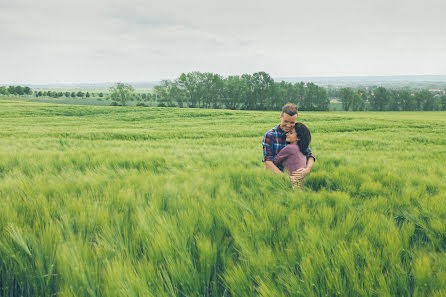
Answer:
[
  {"left": 0, "top": 86, "right": 102, "bottom": 98},
  {"left": 3, "top": 80, "right": 446, "bottom": 112},
  {"left": 34, "top": 91, "right": 99, "bottom": 98},
  {"left": 0, "top": 85, "right": 156, "bottom": 103},
  {"left": 338, "top": 87, "right": 446, "bottom": 111},
  {"left": 0, "top": 85, "right": 32, "bottom": 96},
  {"left": 153, "top": 71, "right": 330, "bottom": 111}
]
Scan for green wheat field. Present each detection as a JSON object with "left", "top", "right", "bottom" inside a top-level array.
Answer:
[{"left": 1, "top": 99, "right": 445, "bottom": 296}]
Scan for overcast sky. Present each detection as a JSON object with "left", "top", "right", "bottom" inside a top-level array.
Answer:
[{"left": 1, "top": 0, "right": 445, "bottom": 84}]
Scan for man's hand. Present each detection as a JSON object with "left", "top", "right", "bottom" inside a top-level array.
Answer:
[
  {"left": 292, "top": 168, "right": 310, "bottom": 180},
  {"left": 292, "top": 156, "right": 314, "bottom": 179}
]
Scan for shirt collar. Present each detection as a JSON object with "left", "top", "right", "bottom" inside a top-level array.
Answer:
[{"left": 276, "top": 125, "right": 286, "bottom": 134}]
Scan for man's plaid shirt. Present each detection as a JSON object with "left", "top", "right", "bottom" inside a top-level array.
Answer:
[{"left": 262, "top": 125, "right": 315, "bottom": 171}]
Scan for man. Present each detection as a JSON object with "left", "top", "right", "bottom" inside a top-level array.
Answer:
[{"left": 262, "top": 103, "right": 315, "bottom": 180}]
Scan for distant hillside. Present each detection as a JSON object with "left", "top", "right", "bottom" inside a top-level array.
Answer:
[
  {"left": 5, "top": 75, "right": 446, "bottom": 90},
  {"left": 276, "top": 75, "right": 446, "bottom": 87}
]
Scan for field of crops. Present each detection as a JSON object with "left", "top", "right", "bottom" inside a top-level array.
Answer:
[{"left": 1, "top": 98, "right": 445, "bottom": 296}]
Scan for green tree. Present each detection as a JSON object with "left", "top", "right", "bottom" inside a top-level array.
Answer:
[
  {"left": 387, "top": 90, "right": 401, "bottom": 111},
  {"left": 339, "top": 88, "right": 354, "bottom": 111},
  {"left": 440, "top": 95, "right": 446, "bottom": 111},
  {"left": 7, "top": 86, "right": 15, "bottom": 95},
  {"left": 294, "top": 82, "right": 306, "bottom": 109},
  {"left": 144, "top": 93, "right": 152, "bottom": 101},
  {"left": 170, "top": 84, "right": 187, "bottom": 107},
  {"left": 0, "top": 86, "right": 8, "bottom": 95},
  {"left": 433, "top": 96, "right": 442, "bottom": 111},
  {"left": 24, "top": 86, "right": 32, "bottom": 95},
  {"left": 109, "top": 82, "right": 135, "bottom": 106},
  {"left": 17, "top": 86, "right": 25, "bottom": 95},
  {"left": 421, "top": 91, "right": 435, "bottom": 111},
  {"left": 272, "top": 81, "right": 296, "bottom": 111},
  {"left": 358, "top": 90, "right": 371, "bottom": 110},
  {"left": 177, "top": 72, "right": 204, "bottom": 108},
  {"left": 241, "top": 73, "right": 255, "bottom": 109},
  {"left": 251, "top": 72, "right": 275, "bottom": 110},
  {"left": 241, "top": 72, "right": 275, "bottom": 110},
  {"left": 221, "top": 76, "right": 246, "bottom": 110},
  {"left": 153, "top": 80, "right": 181, "bottom": 107},
  {"left": 152, "top": 72, "right": 335, "bottom": 111},
  {"left": 153, "top": 83, "right": 169, "bottom": 107},
  {"left": 414, "top": 90, "right": 431, "bottom": 111},
  {"left": 351, "top": 91, "right": 364, "bottom": 111},
  {"left": 370, "top": 87, "right": 388, "bottom": 111},
  {"left": 221, "top": 75, "right": 248, "bottom": 109},
  {"left": 301, "top": 83, "right": 328, "bottom": 111},
  {"left": 201, "top": 72, "right": 223, "bottom": 109},
  {"left": 399, "top": 90, "right": 415, "bottom": 111},
  {"left": 314, "top": 85, "right": 330, "bottom": 111},
  {"left": 8, "top": 86, "right": 25, "bottom": 95},
  {"left": 242, "top": 71, "right": 275, "bottom": 110}
]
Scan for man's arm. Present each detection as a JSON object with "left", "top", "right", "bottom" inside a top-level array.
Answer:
[
  {"left": 262, "top": 131, "right": 283, "bottom": 175},
  {"left": 293, "top": 151, "right": 315, "bottom": 179},
  {"left": 292, "top": 157, "right": 314, "bottom": 179},
  {"left": 264, "top": 160, "right": 284, "bottom": 175}
]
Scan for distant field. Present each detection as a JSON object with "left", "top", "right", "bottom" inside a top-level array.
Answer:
[
  {"left": 29, "top": 97, "right": 112, "bottom": 106},
  {"left": 3, "top": 95, "right": 158, "bottom": 107},
  {"left": 11, "top": 95, "right": 345, "bottom": 110},
  {"left": 30, "top": 87, "right": 154, "bottom": 93},
  {"left": 1, "top": 99, "right": 445, "bottom": 296}
]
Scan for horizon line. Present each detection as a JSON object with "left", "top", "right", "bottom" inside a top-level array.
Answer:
[{"left": 2, "top": 73, "right": 446, "bottom": 86}]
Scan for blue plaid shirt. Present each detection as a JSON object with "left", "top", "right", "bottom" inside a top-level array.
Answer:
[{"left": 262, "top": 125, "right": 315, "bottom": 171}]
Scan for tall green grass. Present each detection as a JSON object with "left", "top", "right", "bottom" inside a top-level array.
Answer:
[{"left": 1, "top": 99, "right": 445, "bottom": 296}]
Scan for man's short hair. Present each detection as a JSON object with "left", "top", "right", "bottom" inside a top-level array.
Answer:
[{"left": 282, "top": 103, "right": 298, "bottom": 116}]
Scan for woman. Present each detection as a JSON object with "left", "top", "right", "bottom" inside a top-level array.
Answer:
[{"left": 273, "top": 122, "right": 311, "bottom": 189}]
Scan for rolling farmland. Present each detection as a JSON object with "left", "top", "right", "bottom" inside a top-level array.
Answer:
[{"left": 1, "top": 99, "right": 445, "bottom": 296}]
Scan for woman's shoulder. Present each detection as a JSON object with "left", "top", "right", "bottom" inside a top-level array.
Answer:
[{"left": 283, "top": 144, "right": 300, "bottom": 152}]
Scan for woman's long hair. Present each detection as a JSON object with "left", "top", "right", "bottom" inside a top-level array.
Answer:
[{"left": 294, "top": 122, "right": 311, "bottom": 155}]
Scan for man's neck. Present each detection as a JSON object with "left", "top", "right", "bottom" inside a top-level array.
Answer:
[{"left": 277, "top": 125, "right": 286, "bottom": 133}]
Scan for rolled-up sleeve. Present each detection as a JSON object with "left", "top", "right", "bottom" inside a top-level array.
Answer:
[
  {"left": 306, "top": 147, "right": 316, "bottom": 162},
  {"left": 262, "top": 132, "right": 274, "bottom": 162}
]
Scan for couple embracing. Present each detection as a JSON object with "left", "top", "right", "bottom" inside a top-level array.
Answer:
[{"left": 262, "top": 103, "right": 315, "bottom": 189}]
